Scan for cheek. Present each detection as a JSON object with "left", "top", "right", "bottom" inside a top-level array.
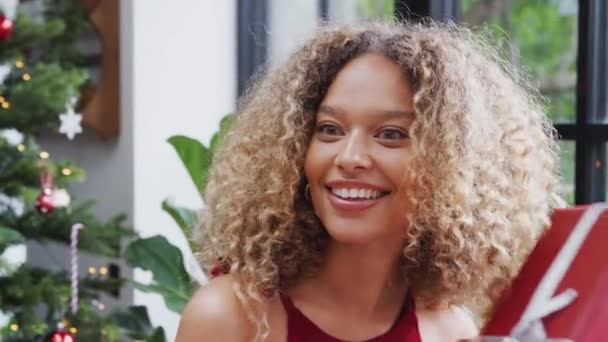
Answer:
[
  {"left": 382, "top": 154, "right": 412, "bottom": 208},
  {"left": 304, "top": 141, "right": 331, "bottom": 182},
  {"left": 380, "top": 150, "right": 411, "bottom": 182},
  {"left": 303, "top": 148, "right": 316, "bottom": 181}
]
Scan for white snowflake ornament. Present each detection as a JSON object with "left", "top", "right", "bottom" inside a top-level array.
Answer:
[
  {"left": 58, "top": 104, "right": 83, "bottom": 140},
  {"left": 0, "top": 64, "right": 11, "bottom": 84},
  {"left": 0, "top": 193, "right": 25, "bottom": 216},
  {"left": 51, "top": 188, "right": 71, "bottom": 208},
  {"left": 0, "top": 128, "right": 24, "bottom": 146}
]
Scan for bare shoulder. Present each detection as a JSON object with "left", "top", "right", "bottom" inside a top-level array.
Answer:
[
  {"left": 175, "top": 275, "right": 251, "bottom": 342},
  {"left": 416, "top": 304, "right": 479, "bottom": 342}
]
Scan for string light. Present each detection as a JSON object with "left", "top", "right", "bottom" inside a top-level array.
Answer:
[
  {"left": 17, "top": 144, "right": 26, "bottom": 152},
  {"left": 62, "top": 319, "right": 70, "bottom": 326},
  {"left": 0, "top": 96, "right": 5, "bottom": 102},
  {"left": 22, "top": 73, "right": 31, "bottom": 81},
  {"left": 15, "top": 60, "right": 24, "bottom": 68},
  {"left": 97, "top": 303, "right": 105, "bottom": 311},
  {"left": 1, "top": 101, "right": 9, "bottom": 109},
  {"left": 69, "top": 327, "right": 78, "bottom": 334},
  {"left": 99, "top": 266, "right": 108, "bottom": 276},
  {"left": 88, "top": 266, "right": 97, "bottom": 275},
  {"left": 39, "top": 151, "right": 50, "bottom": 159},
  {"left": 595, "top": 160, "right": 602, "bottom": 168},
  {"left": 9, "top": 324, "right": 18, "bottom": 332},
  {"left": 62, "top": 168, "right": 72, "bottom": 176}
]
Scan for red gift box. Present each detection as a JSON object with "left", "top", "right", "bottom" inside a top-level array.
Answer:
[{"left": 481, "top": 203, "right": 608, "bottom": 342}]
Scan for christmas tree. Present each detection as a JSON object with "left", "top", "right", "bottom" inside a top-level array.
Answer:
[{"left": 0, "top": 1, "right": 164, "bottom": 341}]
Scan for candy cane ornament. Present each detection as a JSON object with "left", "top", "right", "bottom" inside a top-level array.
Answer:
[{"left": 70, "top": 223, "right": 84, "bottom": 314}]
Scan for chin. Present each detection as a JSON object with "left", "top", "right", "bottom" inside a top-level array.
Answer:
[{"left": 323, "top": 219, "right": 388, "bottom": 245}]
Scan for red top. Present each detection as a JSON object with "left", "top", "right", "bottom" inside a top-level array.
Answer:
[
  {"left": 280, "top": 294, "right": 422, "bottom": 342},
  {"left": 209, "top": 259, "right": 421, "bottom": 341}
]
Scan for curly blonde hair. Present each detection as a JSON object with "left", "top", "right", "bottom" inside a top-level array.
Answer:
[{"left": 199, "top": 20, "right": 564, "bottom": 339}]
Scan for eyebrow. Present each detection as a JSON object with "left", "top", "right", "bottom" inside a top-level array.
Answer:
[{"left": 318, "top": 104, "right": 415, "bottom": 120}]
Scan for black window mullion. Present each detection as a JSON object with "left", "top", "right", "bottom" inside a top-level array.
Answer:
[
  {"left": 575, "top": 0, "right": 607, "bottom": 204},
  {"left": 318, "top": 0, "right": 329, "bottom": 21},
  {"left": 237, "top": 0, "right": 268, "bottom": 98},
  {"left": 395, "top": 0, "right": 460, "bottom": 21},
  {"left": 555, "top": 123, "right": 608, "bottom": 142}
]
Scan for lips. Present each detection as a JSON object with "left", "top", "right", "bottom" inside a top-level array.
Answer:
[
  {"left": 325, "top": 188, "right": 389, "bottom": 211},
  {"left": 323, "top": 180, "right": 391, "bottom": 211}
]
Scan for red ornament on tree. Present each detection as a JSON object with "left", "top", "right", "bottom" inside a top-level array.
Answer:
[
  {"left": 0, "top": 14, "right": 14, "bottom": 42},
  {"left": 49, "top": 326, "right": 75, "bottom": 342},
  {"left": 36, "top": 172, "right": 55, "bottom": 213},
  {"left": 36, "top": 188, "right": 55, "bottom": 213}
]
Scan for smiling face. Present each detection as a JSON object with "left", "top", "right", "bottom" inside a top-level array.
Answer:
[{"left": 304, "top": 52, "right": 416, "bottom": 245}]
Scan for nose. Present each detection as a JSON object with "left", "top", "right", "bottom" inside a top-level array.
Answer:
[{"left": 335, "top": 131, "right": 373, "bottom": 172}]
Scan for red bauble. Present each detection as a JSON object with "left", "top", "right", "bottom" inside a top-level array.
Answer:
[
  {"left": 0, "top": 14, "right": 13, "bottom": 42},
  {"left": 36, "top": 188, "right": 55, "bottom": 213},
  {"left": 49, "top": 327, "right": 75, "bottom": 342}
]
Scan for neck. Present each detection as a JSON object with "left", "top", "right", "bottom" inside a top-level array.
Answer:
[{"left": 304, "top": 236, "right": 408, "bottom": 317}]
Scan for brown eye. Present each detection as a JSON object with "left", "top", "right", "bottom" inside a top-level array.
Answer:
[
  {"left": 377, "top": 128, "right": 408, "bottom": 140},
  {"left": 317, "top": 123, "right": 343, "bottom": 136}
]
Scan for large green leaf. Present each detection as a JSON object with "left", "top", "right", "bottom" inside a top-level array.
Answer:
[
  {"left": 0, "top": 225, "right": 25, "bottom": 254},
  {"left": 147, "top": 327, "right": 167, "bottom": 342},
  {"left": 167, "top": 135, "right": 211, "bottom": 194},
  {"left": 130, "top": 280, "right": 189, "bottom": 313},
  {"left": 161, "top": 200, "right": 198, "bottom": 252},
  {"left": 209, "top": 114, "right": 235, "bottom": 155},
  {"left": 124, "top": 236, "right": 194, "bottom": 313},
  {"left": 111, "top": 305, "right": 166, "bottom": 341}
]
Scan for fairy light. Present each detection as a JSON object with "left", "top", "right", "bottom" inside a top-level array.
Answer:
[
  {"left": 17, "top": 144, "right": 26, "bottom": 152},
  {"left": 88, "top": 266, "right": 97, "bottom": 275},
  {"left": 0, "top": 96, "right": 5, "bottom": 102},
  {"left": 9, "top": 324, "right": 18, "bottom": 332},
  {"left": 69, "top": 327, "right": 78, "bottom": 334},
  {"left": 62, "top": 168, "right": 72, "bottom": 176},
  {"left": 39, "top": 151, "right": 50, "bottom": 159},
  {"left": 99, "top": 266, "right": 108, "bottom": 276},
  {"left": 62, "top": 319, "right": 70, "bottom": 326},
  {"left": 15, "top": 60, "right": 24, "bottom": 68},
  {"left": 97, "top": 303, "right": 105, "bottom": 310},
  {"left": 22, "top": 73, "right": 31, "bottom": 81},
  {"left": 1, "top": 101, "right": 9, "bottom": 109},
  {"left": 595, "top": 160, "right": 602, "bottom": 169}
]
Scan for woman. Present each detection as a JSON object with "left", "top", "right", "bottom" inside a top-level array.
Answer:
[{"left": 176, "top": 21, "right": 562, "bottom": 341}]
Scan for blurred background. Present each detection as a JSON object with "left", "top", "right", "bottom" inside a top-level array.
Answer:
[{"left": 0, "top": 0, "right": 605, "bottom": 341}]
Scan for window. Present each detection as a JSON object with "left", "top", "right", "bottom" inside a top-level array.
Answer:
[
  {"left": 559, "top": 140, "right": 576, "bottom": 204},
  {"left": 267, "top": 0, "right": 395, "bottom": 65},
  {"left": 239, "top": 0, "right": 608, "bottom": 204},
  {"left": 324, "top": 0, "right": 395, "bottom": 23},
  {"left": 268, "top": 0, "right": 319, "bottom": 65},
  {"left": 461, "top": 0, "right": 578, "bottom": 124},
  {"left": 460, "top": 0, "right": 579, "bottom": 204}
]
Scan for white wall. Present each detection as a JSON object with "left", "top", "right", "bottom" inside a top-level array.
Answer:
[
  {"left": 125, "top": 0, "right": 236, "bottom": 339},
  {"left": 35, "top": 1, "right": 235, "bottom": 340}
]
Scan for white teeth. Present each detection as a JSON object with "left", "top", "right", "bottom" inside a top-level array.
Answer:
[
  {"left": 331, "top": 187, "right": 384, "bottom": 199},
  {"left": 340, "top": 188, "right": 349, "bottom": 198},
  {"left": 358, "top": 189, "right": 366, "bottom": 198}
]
